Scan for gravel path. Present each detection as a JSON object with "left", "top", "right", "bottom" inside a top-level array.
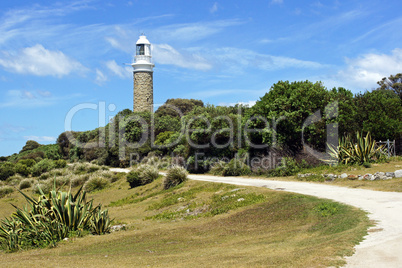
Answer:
[{"left": 111, "top": 168, "right": 402, "bottom": 267}]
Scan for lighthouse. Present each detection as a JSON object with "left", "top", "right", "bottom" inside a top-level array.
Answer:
[{"left": 132, "top": 35, "right": 155, "bottom": 112}]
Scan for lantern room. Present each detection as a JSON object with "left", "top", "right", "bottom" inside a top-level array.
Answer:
[{"left": 132, "top": 35, "right": 154, "bottom": 73}]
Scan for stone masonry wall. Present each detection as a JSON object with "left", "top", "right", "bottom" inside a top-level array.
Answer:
[{"left": 133, "top": 71, "right": 153, "bottom": 112}]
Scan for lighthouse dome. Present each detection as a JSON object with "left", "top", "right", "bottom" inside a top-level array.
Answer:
[{"left": 136, "top": 35, "right": 151, "bottom": 45}]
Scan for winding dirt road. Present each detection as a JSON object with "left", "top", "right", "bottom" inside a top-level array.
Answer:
[{"left": 111, "top": 168, "right": 402, "bottom": 267}]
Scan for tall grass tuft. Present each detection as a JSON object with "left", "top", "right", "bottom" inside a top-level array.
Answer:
[
  {"left": 83, "top": 177, "right": 110, "bottom": 192},
  {"left": 126, "top": 164, "right": 159, "bottom": 188},
  {"left": 163, "top": 166, "right": 188, "bottom": 190}
]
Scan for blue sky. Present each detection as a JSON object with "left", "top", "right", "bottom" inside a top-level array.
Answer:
[{"left": 0, "top": 0, "right": 401, "bottom": 156}]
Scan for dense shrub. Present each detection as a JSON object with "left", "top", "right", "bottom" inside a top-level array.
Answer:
[
  {"left": 0, "top": 162, "right": 15, "bottom": 181},
  {"left": 20, "top": 151, "right": 45, "bottom": 161},
  {"left": 267, "top": 157, "right": 308, "bottom": 177},
  {"left": 0, "top": 186, "right": 14, "bottom": 198},
  {"left": 210, "top": 159, "right": 251, "bottom": 176},
  {"left": 210, "top": 161, "right": 227, "bottom": 175},
  {"left": 31, "top": 159, "right": 55, "bottom": 177},
  {"left": 18, "top": 159, "right": 36, "bottom": 168},
  {"left": 18, "top": 178, "right": 35, "bottom": 190},
  {"left": 126, "top": 164, "right": 159, "bottom": 188},
  {"left": 20, "top": 140, "right": 40, "bottom": 153},
  {"left": 222, "top": 159, "right": 251, "bottom": 176},
  {"left": 39, "top": 172, "right": 51, "bottom": 181},
  {"left": 14, "top": 163, "right": 30, "bottom": 177},
  {"left": 83, "top": 177, "right": 110, "bottom": 192},
  {"left": 163, "top": 166, "right": 188, "bottom": 190},
  {"left": 53, "top": 159, "right": 67, "bottom": 169}
]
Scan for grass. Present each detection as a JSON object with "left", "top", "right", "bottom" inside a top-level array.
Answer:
[
  {"left": 0, "top": 171, "right": 370, "bottom": 267},
  {"left": 259, "top": 159, "right": 402, "bottom": 192}
]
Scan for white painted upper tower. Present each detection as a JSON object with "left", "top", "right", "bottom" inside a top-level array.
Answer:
[
  {"left": 132, "top": 35, "right": 155, "bottom": 72},
  {"left": 131, "top": 35, "right": 155, "bottom": 112}
]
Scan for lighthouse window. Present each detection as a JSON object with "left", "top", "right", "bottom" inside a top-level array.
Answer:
[{"left": 136, "top": 44, "right": 145, "bottom": 55}]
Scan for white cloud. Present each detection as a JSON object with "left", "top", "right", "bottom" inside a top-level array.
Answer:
[
  {"left": 0, "top": 44, "right": 86, "bottom": 77},
  {"left": 214, "top": 47, "right": 325, "bottom": 73},
  {"left": 153, "top": 19, "right": 243, "bottom": 43},
  {"left": 22, "top": 90, "right": 35, "bottom": 99},
  {"left": 219, "top": 100, "right": 257, "bottom": 107},
  {"left": 337, "top": 48, "right": 402, "bottom": 90},
  {"left": 37, "top": 90, "right": 52, "bottom": 97},
  {"left": 0, "top": 89, "right": 80, "bottom": 108},
  {"left": 271, "top": 0, "right": 283, "bottom": 4},
  {"left": 210, "top": 2, "right": 218, "bottom": 14},
  {"left": 95, "top": 69, "right": 108, "bottom": 85},
  {"left": 105, "top": 60, "right": 131, "bottom": 78},
  {"left": 23, "top": 136, "right": 56, "bottom": 142},
  {"left": 153, "top": 44, "right": 212, "bottom": 71}
]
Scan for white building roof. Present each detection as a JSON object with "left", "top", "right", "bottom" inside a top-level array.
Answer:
[{"left": 136, "top": 35, "right": 151, "bottom": 45}]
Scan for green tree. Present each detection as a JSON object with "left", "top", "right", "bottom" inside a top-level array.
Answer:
[
  {"left": 377, "top": 73, "right": 402, "bottom": 101},
  {"left": 20, "top": 140, "right": 40, "bottom": 153},
  {"left": 354, "top": 89, "right": 402, "bottom": 141},
  {"left": 246, "top": 80, "right": 332, "bottom": 154},
  {"left": 155, "top": 98, "right": 204, "bottom": 117}
]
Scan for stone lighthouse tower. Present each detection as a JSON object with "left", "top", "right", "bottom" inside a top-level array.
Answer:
[{"left": 132, "top": 35, "right": 155, "bottom": 112}]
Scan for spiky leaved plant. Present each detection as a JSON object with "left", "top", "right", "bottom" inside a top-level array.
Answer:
[
  {"left": 328, "top": 132, "right": 384, "bottom": 165},
  {"left": 0, "top": 181, "right": 112, "bottom": 251}
]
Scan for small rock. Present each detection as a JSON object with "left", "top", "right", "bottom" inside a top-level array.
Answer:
[
  {"left": 63, "top": 237, "right": 69, "bottom": 241},
  {"left": 230, "top": 188, "right": 244, "bottom": 192},
  {"left": 110, "top": 224, "right": 127, "bottom": 232},
  {"left": 385, "top": 172, "right": 395, "bottom": 178},
  {"left": 395, "top": 170, "right": 402, "bottom": 178},
  {"left": 177, "top": 197, "right": 184, "bottom": 202},
  {"left": 358, "top": 175, "right": 364, "bottom": 181},
  {"left": 340, "top": 173, "right": 348, "bottom": 179},
  {"left": 221, "top": 196, "right": 229, "bottom": 200},
  {"left": 363, "top": 174, "right": 375, "bottom": 181},
  {"left": 348, "top": 174, "right": 358, "bottom": 180},
  {"left": 237, "top": 198, "right": 245, "bottom": 202}
]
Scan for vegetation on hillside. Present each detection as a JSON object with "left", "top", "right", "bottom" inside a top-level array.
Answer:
[
  {"left": 1, "top": 75, "right": 401, "bottom": 178},
  {"left": 0, "top": 170, "right": 371, "bottom": 266}
]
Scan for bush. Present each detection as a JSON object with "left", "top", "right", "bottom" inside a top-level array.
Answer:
[
  {"left": 83, "top": 177, "right": 110, "bottom": 192},
  {"left": 267, "top": 157, "right": 308, "bottom": 177},
  {"left": 53, "top": 159, "right": 67, "bottom": 169},
  {"left": 33, "top": 182, "right": 52, "bottom": 195},
  {"left": 18, "top": 159, "right": 36, "bottom": 168},
  {"left": 163, "top": 166, "right": 188, "bottom": 190},
  {"left": 31, "top": 159, "right": 55, "bottom": 177},
  {"left": 18, "top": 178, "right": 35, "bottom": 190},
  {"left": 210, "top": 159, "right": 251, "bottom": 177},
  {"left": 126, "top": 164, "right": 159, "bottom": 188},
  {"left": 71, "top": 175, "right": 90, "bottom": 188},
  {"left": 14, "top": 163, "right": 30, "bottom": 177},
  {"left": 0, "top": 162, "right": 15, "bottom": 181},
  {"left": 0, "top": 186, "right": 14, "bottom": 198},
  {"left": 39, "top": 172, "right": 51, "bottom": 181},
  {"left": 210, "top": 161, "right": 227, "bottom": 175},
  {"left": 6, "top": 175, "right": 24, "bottom": 186}
]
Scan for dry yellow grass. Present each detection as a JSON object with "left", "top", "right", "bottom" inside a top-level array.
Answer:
[
  {"left": 258, "top": 160, "right": 402, "bottom": 192},
  {"left": 0, "top": 178, "right": 370, "bottom": 267}
]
